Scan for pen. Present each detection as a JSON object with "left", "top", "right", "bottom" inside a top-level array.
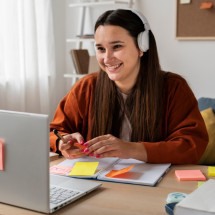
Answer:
[
  {"left": 53, "top": 129, "right": 67, "bottom": 144},
  {"left": 53, "top": 129, "right": 88, "bottom": 151}
]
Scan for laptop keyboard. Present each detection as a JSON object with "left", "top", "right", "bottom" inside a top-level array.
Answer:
[{"left": 50, "top": 186, "right": 81, "bottom": 205}]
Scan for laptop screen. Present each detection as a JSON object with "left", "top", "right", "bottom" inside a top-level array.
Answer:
[{"left": 0, "top": 110, "right": 50, "bottom": 212}]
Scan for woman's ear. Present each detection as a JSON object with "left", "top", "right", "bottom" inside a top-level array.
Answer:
[{"left": 139, "top": 51, "right": 143, "bottom": 57}]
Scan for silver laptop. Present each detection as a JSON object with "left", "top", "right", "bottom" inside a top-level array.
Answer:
[{"left": 0, "top": 110, "right": 102, "bottom": 213}]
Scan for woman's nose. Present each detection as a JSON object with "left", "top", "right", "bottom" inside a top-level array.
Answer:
[{"left": 103, "top": 50, "right": 114, "bottom": 63}]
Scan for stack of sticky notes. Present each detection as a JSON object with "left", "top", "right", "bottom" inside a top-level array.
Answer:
[
  {"left": 208, "top": 166, "right": 215, "bottom": 177},
  {"left": 175, "top": 170, "right": 206, "bottom": 181}
]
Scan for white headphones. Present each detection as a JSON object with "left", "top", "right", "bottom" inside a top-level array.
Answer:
[{"left": 130, "top": 9, "right": 150, "bottom": 52}]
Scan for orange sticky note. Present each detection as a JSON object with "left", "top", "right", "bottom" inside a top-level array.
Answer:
[
  {"left": 105, "top": 165, "right": 134, "bottom": 178},
  {"left": 74, "top": 142, "right": 87, "bottom": 150},
  {"left": 175, "top": 170, "right": 206, "bottom": 181},
  {"left": 0, "top": 139, "right": 4, "bottom": 171},
  {"left": 200, "top": 2, "right": 213, "bottom": 9}
]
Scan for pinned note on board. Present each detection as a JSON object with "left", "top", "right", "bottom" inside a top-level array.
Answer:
[
  {"left": 69, "top": 162, "right": 99, "bottom": 176},
  {"left": 0, "top": 139, "right": 4, "bottom": 171},
  {"left": 200, "top": 1, "right": 213, "bottom": 9},
  {"left": 180, "top": 0, "right": 191, "bottom": 4},
  {"left": 105, "top": 165, "right": 134, "bottom": 178}
]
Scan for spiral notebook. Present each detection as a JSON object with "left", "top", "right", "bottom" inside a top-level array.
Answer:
[{"left": 56, "top": 157, "right": 171, "bottom": 186}]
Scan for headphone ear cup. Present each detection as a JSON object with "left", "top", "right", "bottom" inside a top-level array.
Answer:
[{"left": 137, "top": 30, "right": 149, "bottom": 52}]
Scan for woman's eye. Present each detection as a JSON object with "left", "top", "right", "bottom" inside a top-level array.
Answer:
[
  {"left": 96, "top": 47, "right": 105, "bottom": 52},
  {"left": 113, "top": 44, "right": 122, "bottom": 49}
]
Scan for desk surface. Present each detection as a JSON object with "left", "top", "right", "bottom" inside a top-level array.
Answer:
[{"left": 0, "top": 158, "right": 213, "bottom": 215}]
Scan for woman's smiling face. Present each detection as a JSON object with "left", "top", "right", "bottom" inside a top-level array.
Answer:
[{"left": 94, "top": 25, "right": 143, "bottom": 94}]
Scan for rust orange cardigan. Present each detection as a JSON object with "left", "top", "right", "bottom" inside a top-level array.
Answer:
[{"left": 50, "top": 72, "right": 208, "bottom": 164}]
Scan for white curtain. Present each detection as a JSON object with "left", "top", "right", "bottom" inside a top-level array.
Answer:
[{"left": 0, "top": 0, "right": 56, "bottom": 115}]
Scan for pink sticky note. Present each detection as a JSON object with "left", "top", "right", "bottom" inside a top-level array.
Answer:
[
  {"left": 175, "top": 170, "right": 206, "bottom": 181},
  {"left": 0, "top": 139, "right": 4, "bottom": 171},
  {"left": 50, "top": 165, "right": 72, "bottom": 175}
]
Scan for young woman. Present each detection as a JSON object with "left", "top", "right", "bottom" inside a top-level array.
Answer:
[{"left": 50, "top": 9, "right": 208, "bottom": 164}]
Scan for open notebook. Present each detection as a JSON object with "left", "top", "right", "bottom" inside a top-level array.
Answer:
[
  {"left": 53, "top": 157, "right": 171, "bottom": 186},
  {"left": 0, "top": 110, "right": 102, "bottom": 213}
]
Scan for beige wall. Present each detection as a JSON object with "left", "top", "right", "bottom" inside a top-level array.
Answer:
[{"left": 53, "top": 0, "right": 215, "bottom": 101}]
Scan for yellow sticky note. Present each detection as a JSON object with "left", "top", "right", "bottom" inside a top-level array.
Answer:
[
  {"left": 69, "top": 162, "right": 99, "bottom": 176},
  {"left": 197, "top": 181, "right": 205, "bottom": 187},
  {"left": 208, "top": 166, "right": 215, "bottom": 177}
]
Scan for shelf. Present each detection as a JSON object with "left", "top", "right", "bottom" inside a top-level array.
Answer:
[
  {"left": 64, "top": 73, "right": 86, "bottom": 78},
  {"left": 69, "top": 1, "right": 131, "bottom": 8}
]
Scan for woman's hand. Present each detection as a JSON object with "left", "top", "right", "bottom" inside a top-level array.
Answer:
[
  {"left": 58, "top": 132, "right": 86, "bottom": 159},
  {"left": 83, "top": 134, "right": 147, "bottom": 161}
]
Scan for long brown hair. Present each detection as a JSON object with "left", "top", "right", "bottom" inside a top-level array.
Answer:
[{"left": 92, "top": 9, "right": 165, "bottom": 142}]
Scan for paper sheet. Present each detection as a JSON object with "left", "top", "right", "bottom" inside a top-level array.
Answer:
[{"left": 175, "top": 179, "right": 215, "bottom": 214}]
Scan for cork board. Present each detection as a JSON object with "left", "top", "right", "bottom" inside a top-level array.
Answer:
[{"left": 176, "top": 0, "right": 215, "bottom": 40}]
